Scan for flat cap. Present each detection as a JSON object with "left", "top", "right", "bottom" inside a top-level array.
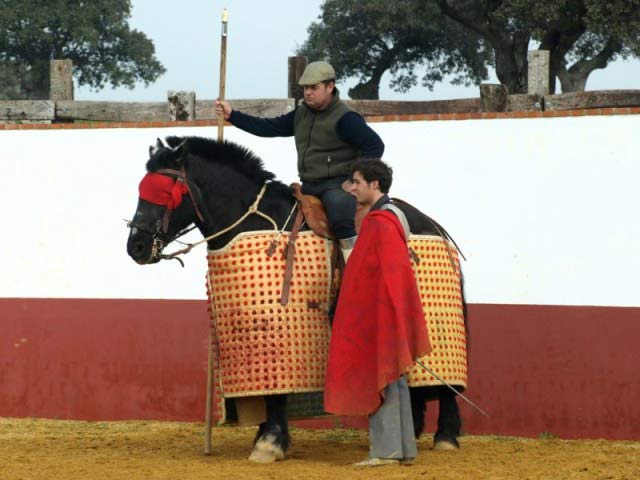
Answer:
[{"left": 298, "top": 61, "right": 336, "bottom": 85}]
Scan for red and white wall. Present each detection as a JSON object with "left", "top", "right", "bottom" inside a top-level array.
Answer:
[{"left": 2, "top": 110, "right": 639, "bottom": 439}]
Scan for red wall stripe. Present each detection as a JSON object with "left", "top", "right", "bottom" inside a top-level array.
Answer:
[
  {"left": 1, "top": 298, "right": 638, "bottom": 439},
  {"left": 1, "top": 298, "right": 209, "bottom": 421},
  {"left": 460, "top": 304, "right": 640, "bottom": 439}
]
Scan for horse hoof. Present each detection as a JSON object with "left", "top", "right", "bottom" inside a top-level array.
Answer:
[
  {"left": 249, "top": 434, "right": 285, "bottom": 463},
  {"left": 433, "top": 440, "right": 459, "bottom": 451},
  {"left": 249, "top": 448, "right": 277, "bottom": 463}
]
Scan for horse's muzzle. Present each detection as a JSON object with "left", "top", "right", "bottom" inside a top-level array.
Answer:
[{"left": 127, "top": 228, "right": 162, "bottom": 265}]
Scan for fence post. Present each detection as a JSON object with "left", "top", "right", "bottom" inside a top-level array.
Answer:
[
  {"left": 480, "top": 84, "right": 508, "bottom": 112},
  {"left": 168, "top": 91, "right": 196, "bottom": 121},
  {"left": 528, "top": 50, "right": 550, "bottom": 96},
  {"left": 288, "top": 56, "right": 308, "bottom": 108},
  {"left": 50, "top": 60, "right": 74, "bottom": 101}
]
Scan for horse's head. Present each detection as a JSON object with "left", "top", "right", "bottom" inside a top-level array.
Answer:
[
  {"left": 128, "top": 135, "right": 291, "bottom": 264},
  {"left": 126, "top": 138, "right": 200, "bottom": 264}
]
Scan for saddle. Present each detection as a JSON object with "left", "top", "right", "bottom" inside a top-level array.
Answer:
[
  {"left": 275, "top": 182, "right": 362, "bottom": 306},
  {"left": 289, "top": 182, "right": 369, "bottom": 238},
  {"left": 280, "top": 183, "right": 461, "bottom": 306},
  {"left": 280, "top": 183, "right": 417, "bottom": 306}
]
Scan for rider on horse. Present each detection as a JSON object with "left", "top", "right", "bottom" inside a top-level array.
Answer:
[{"left": 215, "top": 61, "right": 384, "bottom": 262}]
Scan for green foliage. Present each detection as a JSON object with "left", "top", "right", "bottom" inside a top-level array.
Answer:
[
  {"left": 0, "top": 62, "right": 29, "bottom": 99},
  {"left": 436, "top": 0, "right": 640, "bottom": 92},
  {"left": 301, "top": 0, "right": 640, "bottom": 96},
  {"left": 0, "top": 0, "right": 165, "bottom": 99},
  {"left": 566, "top": 0, "right": 640, "bottom": 58},
  {"left": 297, "top": 0, "right": 491, "bottom": 99}
]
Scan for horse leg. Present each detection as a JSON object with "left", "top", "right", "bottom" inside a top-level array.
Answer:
[
  {"left": 410, "top": 387, "right": 427, "bottom": 439},
  {"left": 433, "top": 387, "right": 461, "bottom": 450},
  {"left": 249, "top": 394, "right": 289, "bottom": 463}
]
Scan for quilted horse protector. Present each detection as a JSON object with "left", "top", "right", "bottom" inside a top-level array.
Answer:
[{"left": 206, "top": 230, "right": 467, "bottom": 423}]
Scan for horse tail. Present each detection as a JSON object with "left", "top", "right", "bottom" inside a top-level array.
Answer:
[{"left": 391, "top": 197, "right": 466, "bottom": 260}]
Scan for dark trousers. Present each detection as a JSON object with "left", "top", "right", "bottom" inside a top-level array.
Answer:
[{"left": 301, "top": 176, "right": 357, "bottom": 240}]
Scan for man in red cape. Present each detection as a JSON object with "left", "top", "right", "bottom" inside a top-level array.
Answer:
[{"left": 324, "top": 159, "right": 431, "bottom": 466}]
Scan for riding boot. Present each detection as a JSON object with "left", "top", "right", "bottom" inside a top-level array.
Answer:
[{"left": 339, "top": 235, "right": 358, "bottom": 263}]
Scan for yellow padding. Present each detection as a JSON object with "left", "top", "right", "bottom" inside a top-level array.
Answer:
[{"left": 205, "top": 231, "right": 467, "bottom": 422}]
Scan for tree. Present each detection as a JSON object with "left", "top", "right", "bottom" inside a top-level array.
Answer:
[
  {"left": 297, "top": 0, "right": 491, "bottom": 99},
  {"left": 0, "top": 0, "right": 165, "bottom": 100},
  {"left": 435, "top": 0, "right": 640, "bottom": 93}
]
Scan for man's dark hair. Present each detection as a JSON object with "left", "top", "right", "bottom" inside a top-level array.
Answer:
[
  {"left": 323, "top": 79, "right": 337, "bottom": 96},
  {"left": 352, "top": 159, "right": 393, "bottom": 193}
]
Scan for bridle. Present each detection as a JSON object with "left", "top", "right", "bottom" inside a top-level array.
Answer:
[
  {"left": 154, "top": 166, "right": 206, "bottom": 232},
  {"left": 128, "top": 158, "right": 285, "bottom": 266},
  {"left": 155, "top": 181, "right": 281, "bottom": 263},
  {"left": 127, "top": 162, "right": 207, "bottom": 265}
]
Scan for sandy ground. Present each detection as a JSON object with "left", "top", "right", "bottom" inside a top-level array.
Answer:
[{"left": 0, "top": 418, "right": 639, "bottom": 480}]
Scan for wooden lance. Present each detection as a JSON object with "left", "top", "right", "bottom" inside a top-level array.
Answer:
[
  {"left": 203, "top": 322, "right": 215, "bottom": 455},
  {"left": 204, "top": 8, "right": 228, "bottom": 456},
  {"left": 217, "top": 8, "right": 229, "bottom": 142}
]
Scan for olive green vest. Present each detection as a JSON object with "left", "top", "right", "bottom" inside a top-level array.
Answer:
[{"left": 294, "top": 93, "right": 361, "bottom": 182}]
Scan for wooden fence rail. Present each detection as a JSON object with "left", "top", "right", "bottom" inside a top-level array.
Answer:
[
  {"left": 56, "top": 101, "right": 167, "bottom": 122},
  {"left": 1, "top": 54, "right": 640, "bottom": 123},
  {"left": 1, "top": 101, "right": 55, "bottom": 122},
  {"left": 3, "top": 90, "right": 639, "bottom": 124}
]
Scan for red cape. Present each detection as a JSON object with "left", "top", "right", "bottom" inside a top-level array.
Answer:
[{"left": 324, "top": 209, "right": 431, "bottom": 416}]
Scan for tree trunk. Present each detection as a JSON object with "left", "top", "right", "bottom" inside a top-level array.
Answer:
[
  {"left": 548, "top": 50, "right": 563, "bottom": 94},
  {"left": 436, "top": 1, "right": 530, "bottom": 94},
  {"left": 24, "top": 60, "right": 50, "bottom": 100},
  {"left": 555, "top": 38, "right": 622, "bottom": 93},
  {"left": 543, "top": 27, "right": 587, "bottom": 94},
  {"left": 556, "top": 69, "right": 588, "bottom": 92},
  {"left": 538, "top": 2, "right": 588, "bottom": 94},
  {"left": 348, "top": 65, "right": 386, "bottom": 100},
  {"left": 492, "top": 41, "right": 528, "bottom": 94}
]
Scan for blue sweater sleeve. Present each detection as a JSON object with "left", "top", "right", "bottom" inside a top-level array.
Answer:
[
  {"left": 228, "top": 109, "right": 295, "bottom": 137},
  {"left": 336, "top": 112, "right": 385, "bottom": 158}
]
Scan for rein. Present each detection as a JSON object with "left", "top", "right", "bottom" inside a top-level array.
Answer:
[{"left": 158, "top": 181, "right": 279, "bottom": 261}]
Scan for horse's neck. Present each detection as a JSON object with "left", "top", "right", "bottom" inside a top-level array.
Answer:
[{"left": 194, "top": 165, "right": 295, "bottom": 249}]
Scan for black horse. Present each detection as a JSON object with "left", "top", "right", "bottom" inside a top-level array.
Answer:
[{"left": 127, "top": 136, "right": 465, "bottom": 462}]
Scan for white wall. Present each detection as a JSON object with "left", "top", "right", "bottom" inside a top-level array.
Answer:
[{"left": 2, "top": 114, "right": 638, "bottom": 307}]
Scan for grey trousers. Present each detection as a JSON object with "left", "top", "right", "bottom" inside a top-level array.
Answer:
[{"left": 368, "top": 375, "right": 417, "bottom": 460}]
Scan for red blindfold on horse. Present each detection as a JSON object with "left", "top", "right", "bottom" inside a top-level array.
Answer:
[{"left": 139, "top": 172, "right": 188, "bottom": 210}]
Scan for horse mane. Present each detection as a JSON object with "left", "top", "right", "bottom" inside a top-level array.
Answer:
[{"left": 164, "top": 136, "right": 276, "bottom": 185}]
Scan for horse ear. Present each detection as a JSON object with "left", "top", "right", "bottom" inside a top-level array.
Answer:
[
  {"left": 149, "top": 138, "right": 167, "bottom": 156},
  {"left": 172, "top": 140, "right": 188, "bottom": 162}
]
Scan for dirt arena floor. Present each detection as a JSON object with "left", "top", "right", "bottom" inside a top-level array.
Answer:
[{"left": 1, "top": 418, "right": 638, "bottom": 480}]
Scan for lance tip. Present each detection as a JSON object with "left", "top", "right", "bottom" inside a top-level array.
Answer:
[{"left": 222, "top": 8, "right": 228, "bottom": 23}]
